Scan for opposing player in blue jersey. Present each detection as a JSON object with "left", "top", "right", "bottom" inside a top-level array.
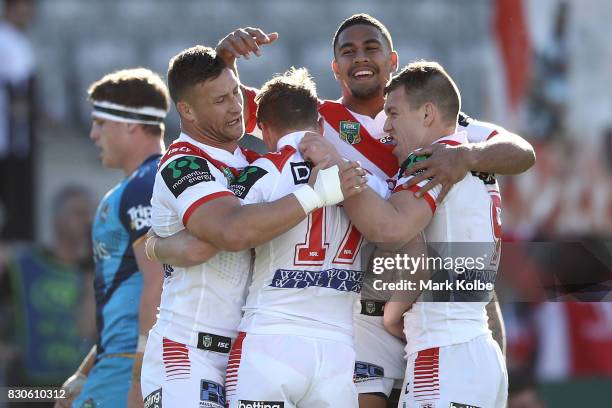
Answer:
[{"left": 56, "top": 68, "right": 169, "bottom": 408}]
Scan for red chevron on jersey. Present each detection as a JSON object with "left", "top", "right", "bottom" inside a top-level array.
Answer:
[
  {"left": 240, "top": 146, "right": 262, "bottom": 163},
  {"left": 260, "top": 145, "right": 296, "bottom": 172},
  {"left": 160, "top": 141, "right": 240, "bottom": 179},
  {"left": 319, "top": 100, "right": 398, "bottom": 177}
]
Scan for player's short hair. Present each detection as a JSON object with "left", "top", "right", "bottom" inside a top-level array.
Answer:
[
  {"left": 255, "top": 67, "right": 319, "bottom": 132},
  {"left": 167, "top": 45, "right": 226, "bottom": 104},
  {"left": 333, "top": 13, "right": 393, "bottom": 54},
  {"left": 88, "top": 68, "right": 170, "bottom": 136},
  {"left": 385, "top": 61, "right": 461, "bottom": 125}
]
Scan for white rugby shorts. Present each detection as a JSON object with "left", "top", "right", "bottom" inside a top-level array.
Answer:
[
  {"left": 225, "top": 332, "right": 358, "bottom": 408},
  {"left": 141, "top": 329, "right": 230, "bottom": 408},
  {"left": 398, "top": 334, "right": 508, "bottom": 408}
]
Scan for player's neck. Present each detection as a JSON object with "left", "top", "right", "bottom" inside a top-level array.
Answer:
[
  {"left": 342, "top": 93, "right": 384, "bottom": 119},
  {"left": 121, "top": 140, "right": 163, "bottom": 176},
  {"left": 181, "top": 124, "right": 238, "bottom": 154}
]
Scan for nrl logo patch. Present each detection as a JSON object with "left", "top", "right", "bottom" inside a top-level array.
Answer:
[
  {"left": 339, "top": 121, "right": 361, "bottom": 145},
  {"left": 202, "top": 334, "right": 213, "bottom": 348}
]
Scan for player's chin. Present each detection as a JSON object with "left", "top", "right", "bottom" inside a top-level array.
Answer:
[
  {"left": 349, "top": 82, "right": 381, "bottom": 99},
  {"left": 225, "top": 125, "right": 245, "bottom": 141}
]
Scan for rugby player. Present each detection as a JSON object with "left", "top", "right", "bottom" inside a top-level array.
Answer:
[
  {"left": 215, "top": 14, "right": 525, "bottom": 406},
  {"left": 140, "top": 47, "right": 362, "bottom": 408},
  {"left": 308, "top": 61, "right": 508, "bottom": 408},
  {"left": 57, "top": 68, "right": 169, "bottom": 408},
  {"left": 221, "top": 68, "right": 389, "bottom": 408}
]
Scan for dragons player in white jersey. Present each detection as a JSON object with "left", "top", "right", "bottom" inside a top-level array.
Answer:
[
  {"left": 216, "top": 14, "right": 528, "bottom": 407},
  {"left": 306, "top": 62, "right": 507, "bottom": 408},
  {"left": 141, "top": 46, "right": 358, "bottom": 408},
  {"left": 223, "top": 68, "right": 387, "bottom": 408}
]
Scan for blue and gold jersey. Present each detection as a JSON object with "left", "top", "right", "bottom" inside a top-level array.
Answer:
[{"left": 91, "top": 154, "right": 160, "bottom": 358}]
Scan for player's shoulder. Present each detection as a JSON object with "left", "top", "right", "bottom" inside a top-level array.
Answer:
[
  {"left": 458, "top": 112, "right": 505, "bottom": 142},
  {"left": 254, "top": 145, "right": 297, "bottom": 173}
]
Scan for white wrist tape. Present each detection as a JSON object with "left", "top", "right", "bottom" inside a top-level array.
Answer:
[
  {"left": 313, "top": 165, "right": 344, "bottom": 206},
  {"left": 137, "top": 334, "right": 148, "bottom": 353},
  {"left": 293, "top": 185, "right": 323, "bottom": 214}
]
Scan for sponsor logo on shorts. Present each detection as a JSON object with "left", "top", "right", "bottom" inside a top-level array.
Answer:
[
  {"left": 449, "top": 403, "right": 481, "bottom": 408},
  {"left": 290, "top": 162, "right": 311, "bottom": 185},
  {"left": 197, "top": 332, "right": 232, "bottom": 354},
  {"left": 229, "top": 166, "right": 268, "bottom": 198},
  {"left": 420, "top": 404, "right": 434, "bottom": 408},
  {"left": 353, "top": 361, "right": 384, "bottom": 383},
  {"left": 144, "top": 388, "right": 162, "bottom": 408},
  {"left": 200, "top": 380, "right": 225, "bottom": 407},
  {"left": 238, "top": 400, "right": 284, "bottom": 408},
  {"left": 270, "top": 268, "right": 363, "bottom": 292},
  {"left": 161, "top": 156, "right": 215, "bottom": 198}
]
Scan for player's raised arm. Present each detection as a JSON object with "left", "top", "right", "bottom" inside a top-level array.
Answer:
[
  {"left": 403, "top": 127, "right": 536, "bottom": 203},
  {"left": 215, "top": 27, "right": 279, "bottom": 72}
]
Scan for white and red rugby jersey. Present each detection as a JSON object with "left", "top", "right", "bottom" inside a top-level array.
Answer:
[
  {"left": 150, "top": 133, "right": 256, "bottom": 346},
  {"left": 244, "top": 90, "right": 504, "bottom": 179},
  {"left": 393, "top": 131, "right": 502, "bottom": 356},
  {"left": 233, "top": 131, "right": 388, "bottom": 346}
]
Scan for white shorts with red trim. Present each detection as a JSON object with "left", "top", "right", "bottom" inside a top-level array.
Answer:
[
  {"left": 141, "top": 330, "right": 229, "bottom": 408},
  {"left": 225, "top": 332, "right": 358, "bottom": 408},
  {"left": 354, "top": 314, "right": 406, "bottom": 397},
  {"left": 398, "top": 334, "right": 507, "bottom": 408}
]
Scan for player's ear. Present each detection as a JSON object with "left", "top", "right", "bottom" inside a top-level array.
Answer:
[
  {"left": 176, "top": 101, "right": 194, "bottom": 122},
  {"left": 390, "top": 51, "right": 399, "bottom": 72},
  {"left": 126, "top": 123, "right": 139, "bottom": 134},
  {"left": 423, "top": 103, "right": 435, "bottom": 127},
  {"left": 331, "top": 59, "right": 340, "bottom": 80}
]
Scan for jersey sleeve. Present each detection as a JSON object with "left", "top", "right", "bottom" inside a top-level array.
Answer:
[
  {"left": 392, "top": 173, "right": 440, "bottom": 214},
  {"left": 366, "top": 172, "right": 392, "bottom": 199},
  {"left": 157, "top": 155, "right": 234, "bottom": 225},
  {"left": 243, "top": 86, "right": 259, "bottom": 134},
  {"left": 229, "top": 159, "right": 279, "bottom": 205},
  {"left": 119, "top": 171, "right": 156, "bottom": 245},
  {"left": 463, "top": 115, "right": 505, "bottom": 143}
]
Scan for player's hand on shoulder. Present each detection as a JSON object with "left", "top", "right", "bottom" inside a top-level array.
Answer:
[
  {"left": 299, "top": 131, "right": 342, "bottom": 166},
  {"left": 216, "top": 27, "right": 279, "bottom": 64},
  {"left": 339, "top": 160, "right": 368, "bottom": 199},
  {"left": 403, "top": 143, "right": 471, "bottom": 203}
]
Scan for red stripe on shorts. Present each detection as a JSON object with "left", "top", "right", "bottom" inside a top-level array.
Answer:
[
  {"left": 413, "top": 347, "right": 440, "bottom": 401},
  {"left": 225, "top": 332, "right": 246, "bottom": 396},
  {"left": 162, "top": 337, "right": 191, "bottom": 381}
]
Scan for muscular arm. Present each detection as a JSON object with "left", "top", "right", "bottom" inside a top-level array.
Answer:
[
  {"left": 465, "top": 132, "right": 536, "bottom": 175},
  {"left": 128, "top": 238, "right": 164, "bottom": 408},
  {"left": 186, "top": 194, "right": 307, "bottom": 251},
  {"left": 343, "top": 187, "right": 432, "bottom": 246},
  {"left": 486, "top": 292, "right": 506, "bottom": 355},
  {"left": 405, "top": 131, "right": 536, "bottom": 202},
  {"left": 152, "top": 229, "right": 219, "bottom": 267}
]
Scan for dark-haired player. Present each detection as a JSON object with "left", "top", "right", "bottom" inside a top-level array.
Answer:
[
  {"left": 140, "top": 47, "right": 359, "bottom": 408},
  {"left": 215, "top": 14, "right": 524, "bottom": 407}
]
